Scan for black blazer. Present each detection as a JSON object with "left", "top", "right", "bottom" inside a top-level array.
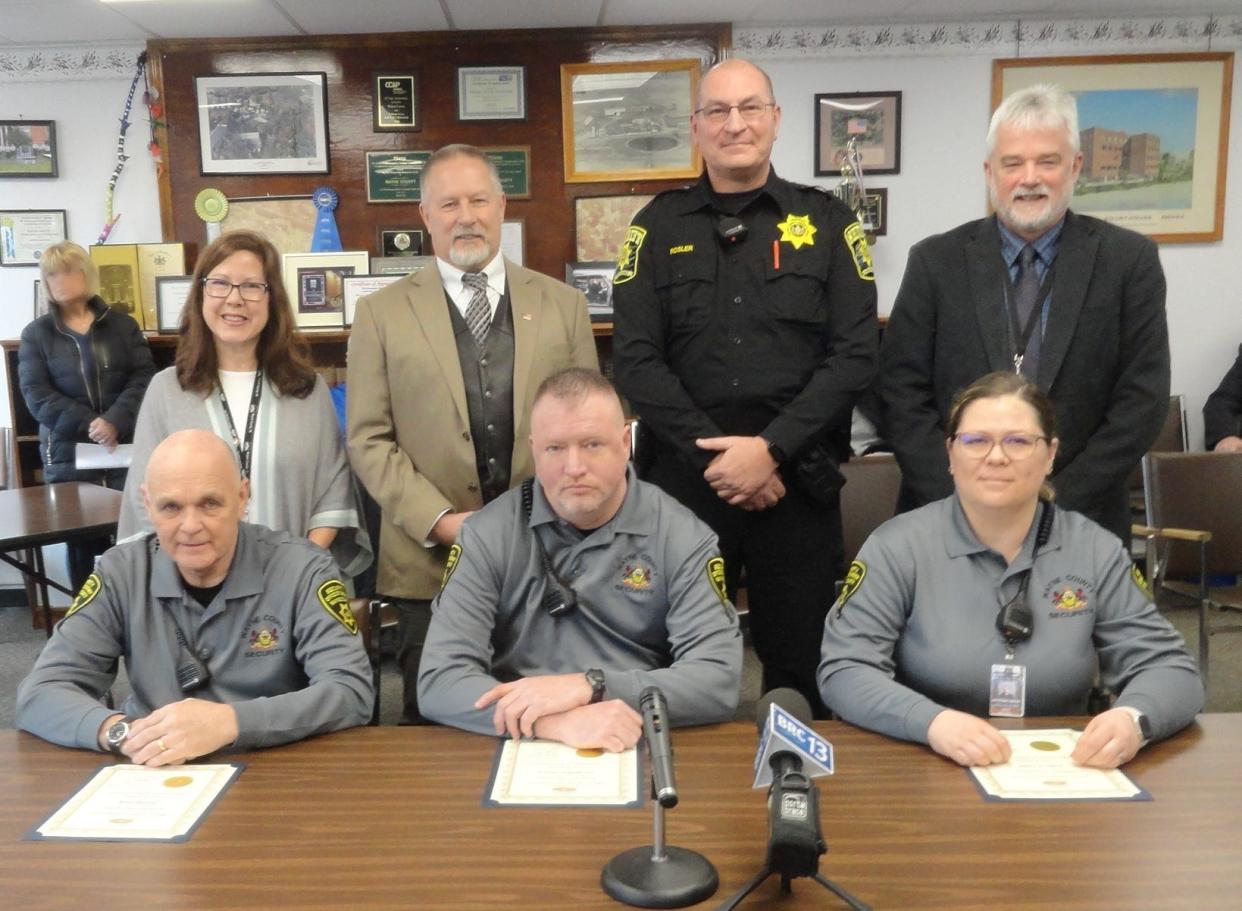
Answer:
[
  {"left": 1203, "top": 344, "right": 1242, "bottom": 450},
  {"left": 880, "top": 211, "right": 1170, "bottom": 542}
]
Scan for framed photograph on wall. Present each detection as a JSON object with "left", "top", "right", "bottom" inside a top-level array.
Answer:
[
  {"left": 195, "top": 72, "right": 329, "bottom": 175},
  {"left": 155, "top": 275, "right": 194, "bottom": 334},
  {"left": 565, "top": 261, "right": 617, "bottom": 322},
  {"left": 0, "top": 120, "right": 58, "bottom": 178},
  {"left": 373, "top": 72, "right": 420, "bottom": 132},
  {"left": 342, "top": 274, "right": 403, "bottom": 327},
  {"left": 994, "top": 52, "right": 1233, "bottom": 244},
  {"left": 281, "top": 251, "right": 369, "bottom": 329},
  {"left": 815, "top": 92, "right": 902, "bottom": 177},
  {"left": 377, "top": 227, "right": 423, "bottom": 257},
  {"left": 1, "top": 209, "right": 67, "bottom": 266},
  {"left": 574, "top": 194, "right": 654, "bottom": 262},
  {"left": 458, "top": 66, "right": 527, "bottom": 121},
  {"left": 560, "top": 59, "right": 701, "bottom": 183}
]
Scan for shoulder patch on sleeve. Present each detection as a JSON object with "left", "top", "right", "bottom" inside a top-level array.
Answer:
[
  {"left": 64, "top": 572, "right": 102, "bottom": 619},
  {"left": 1130, "top": 564, "right": 1154, "bottom": 600},
  {"left": 835, "top": 560, "right": 867, "bottom": 610},
  {"left": 441, "top": 543, "right": 462, "bottom": 591},
  {"left": 612, "top": 225, "right": 647, "bottom": 285},
  {"left": 843, "top": 222, "right": 875, "bottom": 282},
  {"left": 317, "top": 579, "right": 358, "bottom": 635},
  {"left": 705, "top": 555, "right": 729, "bottom": 606}
]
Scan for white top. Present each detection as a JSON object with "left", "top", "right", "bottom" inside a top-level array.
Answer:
[
  {"left": 436, "top": 251, "right": 506, "bottom": 321},
  {"left": 218, "top": 369, "right": 258, "bottom": 435}
]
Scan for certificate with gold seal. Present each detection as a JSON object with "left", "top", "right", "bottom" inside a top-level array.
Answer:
[
  {"left": 29, "top": 763, "right": 242, "bottom": 841},
  {"left": 484, "top": 740, "right": 641, "bottom": 807},
  {"left": 970, "top": 730, "right": 1148, "bottom": 801}
]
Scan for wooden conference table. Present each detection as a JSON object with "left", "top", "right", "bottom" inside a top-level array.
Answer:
[
  {"left": 0, "top": 482, "right": 123, "bottom": 633},
  {"left": 0, "top": 715, "right": 1238, "bottom": 911}
]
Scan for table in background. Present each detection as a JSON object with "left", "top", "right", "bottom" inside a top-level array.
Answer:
[
  {"left": 0, "top": 715, "right": 1237, "bottom": 911},
  {"left": 0, "top": 482, "right": 123, "bottom": 634}
]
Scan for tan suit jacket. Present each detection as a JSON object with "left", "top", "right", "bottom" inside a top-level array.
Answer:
[{"left": 347, "top": 258, "right": 598, "bottom": 599}]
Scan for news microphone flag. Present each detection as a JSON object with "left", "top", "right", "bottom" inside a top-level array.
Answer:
[{"left": 752, "top": 701, "right": 835, "bottom": 789}]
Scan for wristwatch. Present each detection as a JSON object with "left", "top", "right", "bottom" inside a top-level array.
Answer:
[
  {"left": 104, "top": 719, "right": 130, "bottom": 756},
  {"left": 585, "top": 668, "right": 606, "bottom": 704},
  {"left": 1120, "top": 706, "right": 1152, "bottom": 746},
  {"left": 763, "top": 437, "right": 788, "bottom": 465}
]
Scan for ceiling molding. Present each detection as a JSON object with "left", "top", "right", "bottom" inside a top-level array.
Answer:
[
  {"left": 0, "top": 43, "right": 144, "bottom": 83},
  {"left": 736, "top": 15, "right": 1242, "bottom": 58}
]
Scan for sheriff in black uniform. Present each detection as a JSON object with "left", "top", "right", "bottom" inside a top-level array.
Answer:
[{"left": 612, "top": 59, "right": 878, "bottom": 713}]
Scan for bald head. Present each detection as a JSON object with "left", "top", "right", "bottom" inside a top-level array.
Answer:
[
  {"left": 697, "top": 58, "right": 775, "bottom": 109},
  {"left": 142, "top": 430, "right": 250, "bottom": 587}
]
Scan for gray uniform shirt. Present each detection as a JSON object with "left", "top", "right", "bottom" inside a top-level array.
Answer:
[
  {"left": 16, "top": 523, "right": 374, "bottom": 751},
  {"left": 818, "top": 496, "right": 1203, "bottom": 744},
  {"left": 417, "top": 466, "right": 743, "bottom": 734}
]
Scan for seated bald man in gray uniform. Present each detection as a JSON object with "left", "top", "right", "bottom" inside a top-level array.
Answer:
[
  {"left": 418, "top": 368, "right": 743, "bottom": 752},
  {"left": 17, "top": 429, "right": 374, "bottom": 764}
]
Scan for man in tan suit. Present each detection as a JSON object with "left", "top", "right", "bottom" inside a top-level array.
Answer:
[{"left": 348, "top": 144, "right": 598, "bottom": 722}]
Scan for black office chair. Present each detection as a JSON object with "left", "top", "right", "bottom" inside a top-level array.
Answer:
[{"left": 1134, "top": 451, "right": 1242, "bottom": 688}]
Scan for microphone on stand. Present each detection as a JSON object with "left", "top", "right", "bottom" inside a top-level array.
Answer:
[{"left": 601, "top": 686, "right": 718, "bottom": 908}]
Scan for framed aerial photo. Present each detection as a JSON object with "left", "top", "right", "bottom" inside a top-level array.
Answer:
[
  {"left": 0, "top": 120, "right": 58, "bottom": 178},
  {"left": 815, "top": 92, "right": 902, "bottom": 177},
  {"left": 281, "top": 251, "right": 369, "bottom": 329},
  {"left": 994, "top": 53, "right": 1233, "bottom": 244},
  {"left": 0, "top": 209, "right": 67, "bottom": 266},
  {"left": 458, "top": 66, "right": 527, "bottom": 121},
  {"left": 373, "top": 72, "right": 420, "bottom": 132},
  {"left": 196, "top": 72, "right": 329, "bottom": 175},
  {"left": 561, "top": 59, "right": 701, "bottom": 183}
]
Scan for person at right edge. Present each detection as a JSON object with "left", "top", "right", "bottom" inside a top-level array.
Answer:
[
  {"left": 612, "top": 58, "right": 878, "bottom": 715},
  {"left": 880, "top": 84, "right": 1170, "bottom": 546}
]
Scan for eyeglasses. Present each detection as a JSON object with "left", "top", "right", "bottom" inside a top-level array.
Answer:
[
  {"left": 693, "top": 102, "right": 775, "bottom": 125},
  {"left": 952, "top": 432, "right": 1049, "bottom": 461},
  {"left": 201, "top": 277, "right": 269, "bottom": 302}
]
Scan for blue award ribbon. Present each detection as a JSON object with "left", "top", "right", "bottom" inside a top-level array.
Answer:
[{"left": 310, "top": 186, "right": 342, "bottom": 252}]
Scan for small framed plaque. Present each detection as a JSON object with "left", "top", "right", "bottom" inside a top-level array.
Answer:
[
  {"left": 565, "top": 261, "right": 617, "bottom": 322},
  {"left": 1, "top": 209, "right": 67, "bottom": 267},
  {"left": 378, "top": 227, "right": 424, "bottom": 257},
  {"left": 281, "top": 251, "right": 369, "bottom": 329},
  {"left": 483, "top": 146, "right": 531, "bottom": 199},
  {"left": 458, "top": 66, "right": 527, "bottom": 121},
  {"left": 501, "top": 219, "right": 525, "bottom": 267},
  {"left": 342, "top": 274, "right": 404, "bottom": 327},
  {"left": 370, "top": 255, "right": 435, "bottom": 276},
  {"left": 860, "top": 188, "right": 887, "bottom": 237},
  {"left": 155, "top": 275, "right": 194, "bottom": 334},
  {"left": 366, "top": 151, "right": 431, "bottom": 203},
  {"left": 373, "top": 72, "right": 420, "bottom": 132}
]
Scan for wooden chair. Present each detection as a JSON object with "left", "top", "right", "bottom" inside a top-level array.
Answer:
[{"left": 1134, "top": 451, "right": 1242, "bottom": 686}]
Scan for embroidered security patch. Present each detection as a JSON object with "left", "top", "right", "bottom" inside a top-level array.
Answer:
[
  {"left": 64, "top": 573, "right": 102, "bottom": 619},
  {"left": 317, "top": 579, "right": 358, "bottom": 635},
  {"left": 442, "top": 543, "right": 462, "bottom": 590},
  {"left": 843, "top": 222, "right": 875, "bottom": 281},
  {"left": 706, "top": 556, "right": 728, "bottom": 606},
  {"left": 613, "top": 226, "right": 647, "bottom": 285},
  {"left": 1131, "top": 564, "right": 1154, "bottom": 599},
  {"left": 836, "top": 560, "right": 867, "bottom": 608}
]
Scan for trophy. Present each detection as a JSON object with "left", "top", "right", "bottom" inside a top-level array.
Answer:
[{"left": 832, "top": 137, "right": 878, "bottom": 237}]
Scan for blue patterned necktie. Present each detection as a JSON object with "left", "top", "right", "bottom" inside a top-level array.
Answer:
[{"left": 462, "top": 272, "right": 491, "bottom": 347}]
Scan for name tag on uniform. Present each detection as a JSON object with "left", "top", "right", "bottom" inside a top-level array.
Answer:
[{"left": 989, "top": 663, "right": 1027, "bottom": 717}]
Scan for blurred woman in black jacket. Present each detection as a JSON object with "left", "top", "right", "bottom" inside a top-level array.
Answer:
[{"left": 18, "top": 241, "right": 155, "bottom": 589}]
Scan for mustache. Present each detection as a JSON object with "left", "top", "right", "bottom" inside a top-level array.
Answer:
[{"left": 1011, "top": 183, "right": 1051, "bottom": 200}]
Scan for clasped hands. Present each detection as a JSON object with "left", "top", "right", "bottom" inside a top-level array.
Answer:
[
  {"left": 475, "top": 674, "right": 642, "bottom": 754},
  {"left": 697, "top": 435, "right": 784, "bottom": 511},
  {"left": 97, "top": 699, "right": 240, "bottom": 766},
  {"left": 927, "top": 707, "right": 1143, "bottom": 770},
  {"left": 87, "top": 417, "right": 119, "bottom": 451}
]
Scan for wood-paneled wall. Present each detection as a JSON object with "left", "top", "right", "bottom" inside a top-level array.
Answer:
[{"left": 148, "top": 24, "right": 730, "bottom": 279}]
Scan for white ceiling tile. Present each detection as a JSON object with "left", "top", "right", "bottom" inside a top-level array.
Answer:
[
  {"left": 0, "top": 1, "right": 149, "bottom": 42},
  {"left": 445, "top": 0, "right": 602, "bottom": 31},
  {"left": 276, "top": 0, "right": 449, "bottom": 35}
]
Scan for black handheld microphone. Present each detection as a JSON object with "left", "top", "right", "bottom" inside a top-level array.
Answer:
[
  {"left": 754, "top": 689, "right": 826, "bottom": 878},
  {"left": 639, "top": 686, "right": 678, "bottom": 808}
]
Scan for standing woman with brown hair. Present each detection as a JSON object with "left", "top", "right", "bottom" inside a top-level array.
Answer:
[
  {"left": 18, "top": 241, "right": 156, "bottom": 589},
  {"left": 117, "top": 230, "right": 370, "bottom": 579}
]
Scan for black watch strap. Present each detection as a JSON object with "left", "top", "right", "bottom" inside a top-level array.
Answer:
[{"left": 585, "top": 668, "right": 606, "bottom": 704}]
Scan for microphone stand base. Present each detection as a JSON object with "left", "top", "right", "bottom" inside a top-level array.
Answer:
[
  {"left": 715, "top": 866, "right": 872, "bottom": 911},
  {"left": 602, "top": 845, "right": 719, "bottom": 909}
]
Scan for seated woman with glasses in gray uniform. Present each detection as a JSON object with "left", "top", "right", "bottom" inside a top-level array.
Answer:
[{"left": 818, "top": 372, "right": 1203, "bottom": 770}]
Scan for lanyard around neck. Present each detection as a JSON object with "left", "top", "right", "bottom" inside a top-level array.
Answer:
[
  {"left": 217, "top": 369, "right": 263, "bottom": 479},
  {"left": 1001, "top": 257, "right": 1055, "bottom": 374}
]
